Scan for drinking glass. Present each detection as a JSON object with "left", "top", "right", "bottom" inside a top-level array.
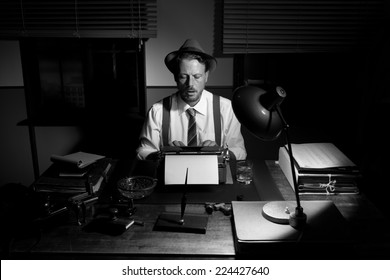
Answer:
[{"left": 236, "top": 160, "right": 253, "bottom": 184}]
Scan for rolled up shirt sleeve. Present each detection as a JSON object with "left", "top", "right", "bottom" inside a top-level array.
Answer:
[
  {"left": 220, "top": 98, "right": 247, "bottom": 160},
  {"left": 136, "top": 102, "right": 163, "bottom": 160}
]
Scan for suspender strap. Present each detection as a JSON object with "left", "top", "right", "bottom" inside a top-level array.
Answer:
[
  {"left": 162, "top": 94, "right": 221, "bottom": 146},
  {"left": 162, "top": 95, "right": 171, "bottom": 147},
  {"left": 213, "top": 94, "right": 221, "bottom": 146}
]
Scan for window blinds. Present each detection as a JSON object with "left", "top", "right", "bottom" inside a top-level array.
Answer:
[
  {"left": 0, "top": 0, "right": 157, "bottom": 38},
  {"left": 223, "top": 0, "right": 385, "bottom": 53}
]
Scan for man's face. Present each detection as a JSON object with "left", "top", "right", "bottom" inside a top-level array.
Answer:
[{"left": 175, "top": 58, "right": 209, "bottom": 107}]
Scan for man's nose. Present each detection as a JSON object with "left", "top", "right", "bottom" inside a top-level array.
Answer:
[{"left": 187, "top": 76, "right": 195, "bottom": 87}]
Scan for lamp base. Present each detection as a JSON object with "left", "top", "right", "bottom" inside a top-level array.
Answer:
[
  {"left": 154, "top": 212, "right": 208, "bottom": 234},
  {"left": 289, "top": 206, "right": 307, "bottom": 229},
  {"left": 262, "top": 201, "right": 295, "bottom": 224},
  {"left": 262, "top": 201, "right": 306, "bottom": 228}
]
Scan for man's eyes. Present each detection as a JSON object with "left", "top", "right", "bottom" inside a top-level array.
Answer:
[{"left": 179, "top": 75, "right": 202, "bottom": 80}]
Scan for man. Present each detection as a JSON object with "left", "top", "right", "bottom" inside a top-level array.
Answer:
[{"left": 136, "top": 39, "right": 247, "bottom": 160}]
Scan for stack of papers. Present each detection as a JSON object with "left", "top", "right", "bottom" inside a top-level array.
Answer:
[{"left": 279, "top": 143, "right": 360, "bottom": 194}]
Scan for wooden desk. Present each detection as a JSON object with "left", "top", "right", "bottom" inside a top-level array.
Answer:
[
  {"left": 7, "top": 160, "right": 390, "bottom": 259},
  {"left": 11, "top": 203, "right": 235, "bottom": 259}
]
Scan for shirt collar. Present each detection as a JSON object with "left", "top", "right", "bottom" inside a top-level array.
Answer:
[{"left": 176, "top": 91, "right": 208, "bottom": 116}]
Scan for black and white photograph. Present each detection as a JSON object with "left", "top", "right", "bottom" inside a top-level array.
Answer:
[{"left": 1, "top": 1, "right": 389, "bottom": 279}]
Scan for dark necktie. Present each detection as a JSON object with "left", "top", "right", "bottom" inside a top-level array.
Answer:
[{"left": 187, "top": 108, "right": 197, "bottom": 146}]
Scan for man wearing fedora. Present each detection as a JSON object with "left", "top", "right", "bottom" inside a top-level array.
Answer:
[{"left": 136, "top": 39, "right": 247, "bottom": 160}]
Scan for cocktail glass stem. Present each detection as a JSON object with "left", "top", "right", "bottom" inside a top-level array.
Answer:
[{"left": 126, "top": 198, "right": 137, "bottom": 216}]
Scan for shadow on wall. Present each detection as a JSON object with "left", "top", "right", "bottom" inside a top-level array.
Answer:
[{"left": 76, "top": 113, "right": 145, "bottom": 159}]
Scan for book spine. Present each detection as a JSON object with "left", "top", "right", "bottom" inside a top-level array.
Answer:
[{"left": 87, "top": 159, "right": 113, "bottom": 194}]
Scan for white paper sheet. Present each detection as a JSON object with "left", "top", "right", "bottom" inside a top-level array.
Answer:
[
  {"left": 164, "top": 154, "right": 219, "bottom": 185},
  {"left": 290, "top": 143, "right": 356, "bottom": 169}
]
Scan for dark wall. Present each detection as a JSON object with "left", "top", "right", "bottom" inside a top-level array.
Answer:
[{"left": 236, "top": 52, "right": 365, "bottom": 161}]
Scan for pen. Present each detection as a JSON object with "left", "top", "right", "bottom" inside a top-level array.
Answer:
[{"left": 179, "top": 168, "right": 188, "bottom": 225}]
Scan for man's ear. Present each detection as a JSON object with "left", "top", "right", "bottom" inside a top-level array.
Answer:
[{"left": 205, "top": 71, "right": 209, "bottom": 83}]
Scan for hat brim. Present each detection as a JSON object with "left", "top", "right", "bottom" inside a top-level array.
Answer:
[{"left": 164, "top": 50, "right": 217, "bottom": 73}]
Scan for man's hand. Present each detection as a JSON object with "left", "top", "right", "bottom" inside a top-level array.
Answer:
[
  {"left": 170, "top": 140, "right": 185, "bottom": 146},
  {"left": 201, "top": 140, "right": 219, "bottom": 147},
  {"left": 169, "top": 140, "right": 219, "bottom": 147}
]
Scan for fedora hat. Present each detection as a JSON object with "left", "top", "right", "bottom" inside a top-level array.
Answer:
[{"left": 164, "top": 39, "right": 217, "bottom": 73}]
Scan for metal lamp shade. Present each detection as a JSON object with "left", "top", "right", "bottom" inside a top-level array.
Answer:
[{"left": 232, "top": 85, "right": 284, "bottom": 141}]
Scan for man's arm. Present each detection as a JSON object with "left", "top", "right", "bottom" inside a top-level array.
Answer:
[
  {"left": 222, "top": 101, "right": 247, "bottom": 160},
  {"left": 136, "top": 104, "right": 163, "bottom": 160}
]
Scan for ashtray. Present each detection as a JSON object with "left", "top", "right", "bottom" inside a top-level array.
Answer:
[{"left": 117, "top": 176, "right": 157, "bottom": 200}]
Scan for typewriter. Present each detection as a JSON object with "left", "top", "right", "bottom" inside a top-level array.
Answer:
[{"left": 160, "top": 146, "right": 229, "bottom": 184}]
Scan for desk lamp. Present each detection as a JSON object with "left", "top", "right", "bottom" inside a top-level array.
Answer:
[{"left": 232, "top": 84, "right": 306, "bottom": 228}]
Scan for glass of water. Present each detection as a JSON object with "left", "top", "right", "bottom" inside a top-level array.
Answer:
[{"left": 236, "top": 160, "right": 253, "bottom": 184}]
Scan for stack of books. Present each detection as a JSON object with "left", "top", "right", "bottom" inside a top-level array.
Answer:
[
  {"left": 34, "top": 152, "right": 113, "bottom": 195},
  {"left": 278, "top": 143, "right": 360, "bottom": 194}
]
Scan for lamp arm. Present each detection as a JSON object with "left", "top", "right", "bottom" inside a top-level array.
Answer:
[
  {"left": 274, "top": 106, "right": 301, "bottom": 209},
  {"left": 275, "top": 106, "right": 306, "bottom": 228}
]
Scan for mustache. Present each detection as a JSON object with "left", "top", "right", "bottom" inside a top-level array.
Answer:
[{"left": 180, "top": 86, "right": 196, "bottom": 93}]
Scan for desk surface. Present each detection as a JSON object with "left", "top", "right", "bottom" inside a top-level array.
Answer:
[{"left": 7, "top": 160, "right": 390, "bottom": 259}]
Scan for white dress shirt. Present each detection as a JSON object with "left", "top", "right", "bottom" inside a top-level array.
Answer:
[{"left": 136, "top": 90, "right": 247, "bottom": 160}]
